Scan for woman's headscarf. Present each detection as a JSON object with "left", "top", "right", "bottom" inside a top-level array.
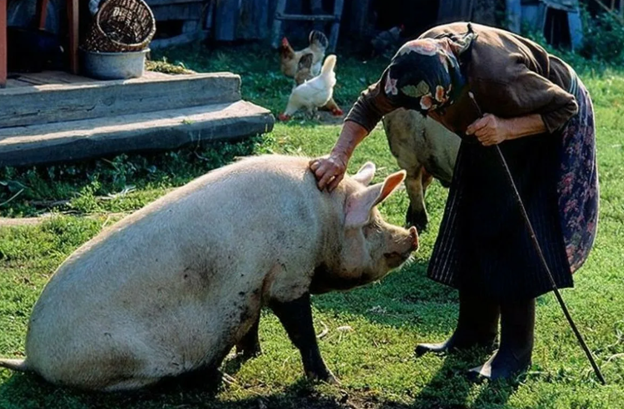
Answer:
[{"left": 383, "top": 28, "right": 476, "bottom": 115}]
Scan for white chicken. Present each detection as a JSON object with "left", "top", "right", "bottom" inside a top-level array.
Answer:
[{"left": 279, "top": 55, "right": 337, "bottom": 121}]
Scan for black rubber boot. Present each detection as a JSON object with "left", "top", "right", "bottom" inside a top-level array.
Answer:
[
  {"left": 468, "top": 298, "right": 535, "bottom": 381},
  {"left": 415, "top": 291, "right": 500, "bottom": 356}
]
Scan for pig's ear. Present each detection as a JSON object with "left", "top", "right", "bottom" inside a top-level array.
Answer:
[
  {"left": 375, "top": 170, "right": 406, "bottom": 205},
  {"left": 345, "top": 170, "right": 406, "bottom": 228},
  {"left": 351, "top": 162, "right": 376, "bottom": 186}
]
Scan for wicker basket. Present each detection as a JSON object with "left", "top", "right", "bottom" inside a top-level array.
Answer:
[{"left": 83, "top": 0, "right": 156, "bottom": 53}]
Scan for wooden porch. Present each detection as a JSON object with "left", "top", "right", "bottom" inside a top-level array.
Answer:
[{"left": 0, "top": 70, "right": 275, "bottom": 167}]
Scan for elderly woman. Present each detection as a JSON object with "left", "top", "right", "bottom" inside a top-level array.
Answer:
[{"left": 310, "top": 22, "right": 598, "bottom": 380}]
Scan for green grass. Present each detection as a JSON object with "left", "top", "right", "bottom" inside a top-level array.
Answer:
[{"left": 1, "top": 42, "right": 624, "bottom": 409}]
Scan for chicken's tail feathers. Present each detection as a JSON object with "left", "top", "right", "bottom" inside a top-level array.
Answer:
[
  {"left": 309, "top": 30, "right": 328, "bottom": 50},
  {"left": 320, "top": 55, "right": 337, "bottom": 76},
  {"left": 0, "top": 358, "right": 29, "bottom": 372}
]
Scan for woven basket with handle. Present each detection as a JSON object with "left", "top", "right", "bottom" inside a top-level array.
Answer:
[{"left": 83, "top": 0, "right": 156, "bottom": 53}]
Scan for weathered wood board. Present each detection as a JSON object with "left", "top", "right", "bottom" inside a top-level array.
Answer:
[
  {"left": 150, "top": 3, "right": 204, "bottom": 21},
  {"left": 237, "top": 0, "right": 270, "bottom": 40},
  {"left": 0, "top": 100, "right": 275, "bottom": 167},
  {"left": 0, "top": 73, "right": 241, "bottom": 128},
  {"left": 214, "top": 0, "right": 239, "bottom": 41},
  {"left": 146, "top": 0, "right": 204, "bottom": 6}
]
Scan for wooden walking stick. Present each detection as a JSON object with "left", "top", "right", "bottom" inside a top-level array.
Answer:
[{"left": 468, "top": 93, "right": 606, "bottom": 385}]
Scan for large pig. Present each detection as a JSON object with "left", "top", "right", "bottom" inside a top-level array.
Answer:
[
  {"left": 382, "top": 108, "right": 460, "bottom": 230},
  {"left": 0, "top": 155, "right": 417, "bottom": 391}
]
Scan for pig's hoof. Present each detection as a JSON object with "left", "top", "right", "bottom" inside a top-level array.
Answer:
[
  {"left": 325, "top": 372, "right": 341, "bottom": 385},
  {"left": 406, "top": 210, "right": 428, "bottom": 231},
  {"left": 307, "top": 369, "right": 340, "bottom": 385}
]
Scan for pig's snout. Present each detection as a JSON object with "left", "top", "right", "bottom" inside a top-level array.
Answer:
[
  {"left": 383, "top": 226, "right": 419, "bottom": 269},
  {"left": 408, "top": 226, "right": 419, "bottom": 251}
]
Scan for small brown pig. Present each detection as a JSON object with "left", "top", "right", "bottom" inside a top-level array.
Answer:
[{"left": 0, "top": 154, "right": 418, "bottom": 391}]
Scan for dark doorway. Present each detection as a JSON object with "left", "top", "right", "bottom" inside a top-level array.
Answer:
[{"left": 544, "top": 7, "right": 572, "bottom": 49}]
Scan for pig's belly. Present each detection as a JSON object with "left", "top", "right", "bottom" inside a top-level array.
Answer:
[
  {"left": 128, "top": 294, "right": 258, "bottom": 373},
  {"left": 27, "top": 299, "right": 253, "bottom": 390},
  {"left": 99, "top": 303, "right": 247, "bottom": 371}
]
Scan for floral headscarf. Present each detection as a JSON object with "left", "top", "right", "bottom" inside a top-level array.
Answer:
[{"left": 383, "top": 36, "right": 471, "bottom": 115}]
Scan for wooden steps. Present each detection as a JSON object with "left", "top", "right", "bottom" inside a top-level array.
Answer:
[
  {"left": 0, "top": 71, "right": 241, "bottom": 128},
  {"left": 0, "top": 71, "right": 275, "bottom": 167},
  {"left": 0, "top": 101, "right": 273, "bottom": 167}
]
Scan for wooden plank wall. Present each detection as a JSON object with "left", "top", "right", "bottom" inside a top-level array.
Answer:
[
  {"left": 237, "top": 0, "right": 270, "bottom": 39},
  {"left": 149, "top": 0, "right": 482, "bottom": 44},
  {"left": 214, "top": 0, "right": 278, "bottom": 41},
  {"left": 212, "top": 0, "right": 354, "bottom": 42}
]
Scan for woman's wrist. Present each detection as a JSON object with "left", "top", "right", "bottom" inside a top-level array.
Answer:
[
  {"left": 504, "top": 114, "right": 547, "bottom": 140},
  {"left": 331, "top": 121, "right": 369, "bottom": 160}
]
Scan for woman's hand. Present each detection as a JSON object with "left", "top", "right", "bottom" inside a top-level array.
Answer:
[
  {"left": 309, "top": 152, "right": 349, "bottom": 192},
  {"left": 466, "top": 113, "right": 547, "bottom": 145},
  {"left": 309, "top": 121, "right": 370, "bottom": 192},
  {"left": 466, "top": 113, "right": 511, "bottom": 146}
]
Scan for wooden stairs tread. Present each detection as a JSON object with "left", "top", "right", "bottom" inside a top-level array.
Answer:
[
  {"left": 0, "top": 101, "right": 275, "bottom": 167},
  {"left": 0, "top": 72, "right": 241, "bottom": 128}
]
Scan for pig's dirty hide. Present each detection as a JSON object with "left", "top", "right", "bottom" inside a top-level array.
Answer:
[{"left": 0, "top": 155, "right": 418, "bottom": 391}]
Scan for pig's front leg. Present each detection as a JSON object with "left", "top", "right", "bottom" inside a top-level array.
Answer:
[
  {"left": 236, "top": 315, "right": 262, "bottom": 359},
  {"left": 270, "top": 293, "right": 338, "bottom": 383}
]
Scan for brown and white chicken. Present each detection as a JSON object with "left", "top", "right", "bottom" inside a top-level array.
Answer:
[
  {"left": 279, "top": 55, "right": 337, "bottom": 121},
  {"left": 280, "top": 30, "right": 328, "bottom": 78}
]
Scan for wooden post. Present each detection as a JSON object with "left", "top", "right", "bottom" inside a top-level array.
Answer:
[
  {"left": 506, "top": 0, "right": 522, "bottom": 33},
  {"left": 215, "top": 0, "right": 239, "bottom": 42},
  {"left": 271, "top": 0, "right": 287, "bottom": 48},
  {"left": 350, "top": 0, "right": 372, "bottom": 39},
  {"left": 328, "top": 0, "right": 344, "bottom": 52},
  {"left": 38, "top": 0, "right": 50, "bottom": 30},
  {"left": 568, "top": 9, "right": 583, "bottom": 51},
  {"left": 237, "top": 0, "right": 269, "bottom": 40},
  {"left": 67, "top": 0, "right": 79, "bottom": 74},
  {"left": 0, "top": 0, "right": 6, "bottom": 88},
  {"left": 310, "top": 0, "right": 323, "bottom": 31}
]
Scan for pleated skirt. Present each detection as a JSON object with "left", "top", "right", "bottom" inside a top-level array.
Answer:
[{"left": 427, "top": 125, "right": 573, "bottom": 302}]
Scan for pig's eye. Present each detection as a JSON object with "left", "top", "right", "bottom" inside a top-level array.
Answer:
[
  {"left": 363, "top": 222, "right": 381, "bottom": 238},
  {"left": 384, "top": 252, "right": 406, "bottom": 268}
]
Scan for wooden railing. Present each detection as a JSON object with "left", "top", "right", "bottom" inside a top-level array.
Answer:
[{"left": 591, "top": 0, "right": 624, "bottom": 24}]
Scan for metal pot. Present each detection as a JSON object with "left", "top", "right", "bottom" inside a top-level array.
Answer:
[{"left": 81, "top": 48, "right": 149, "bottom": 80}]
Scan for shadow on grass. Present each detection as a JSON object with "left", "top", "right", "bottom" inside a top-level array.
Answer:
[
  {"left": 0, "top": 371, "right": 332, "bottom": 409},
  {"left": 407, "top": 350, "right": 518, "bottom": 409},
  {"left": 0, "top": 362, "right": 518, "bottom": 409},
  {"left": 306, "top": 257, "right": 518, "bottom": 408},
  {"left": 0, "top": 366, "right": 517, "bottom": 409},
  {"left": 311, "top": 259, "right": 458, "bottom": 328},
  {"left": 276, "top": 112, "right": 347, "bottom": 127}
]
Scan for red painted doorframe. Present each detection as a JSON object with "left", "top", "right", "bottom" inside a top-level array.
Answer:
[
  {"left": 0, "top": 0, "right": 6, "bottom": 88},
  {"left": 0, "top": 0, "right": 79, "bottom": 88}
]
